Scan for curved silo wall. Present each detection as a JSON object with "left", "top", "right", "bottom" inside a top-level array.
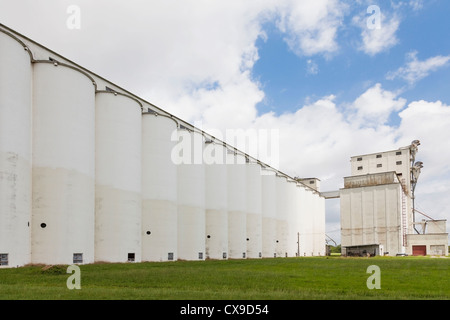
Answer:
[
  {"left": 261, "top": 169, "right": 276, "bottom": 258},
  {"left": 0, "top": 31, "right": 32, "bottom": 267},
  {"left": 296, "top": 185, "right": 308, "bottom": 257},
  {"left": 226, "top": 151, "right": 247, "bottom": 259},
  {"left": 313, "top": 193, "right": 326, "bottom": 256},
  {"left": 142, "top": 113, "right": 178, "bottom": 262},
  {"left": 285, "top": 179, "right": 299, "bottom": 257},
  {"left": 275, "top": 175, "right": 289, "bottom": 258},
  {"left": 246, "top": 161, "right": 262, "bottom": 259},
  {"left": 204, "top": 142, "right": 228, "bottom": 260},
  {"left": 31, "top": 62, "right": 96, "bottom": 265},
  {"left": 300, "top": 189, "right": 315, "bottom": 256},
  {"left": 176, "top": 130, "right": 206, "bottom": 260},
  {"left": 95, "top": 92, "right": 142, "bottom": 263}
]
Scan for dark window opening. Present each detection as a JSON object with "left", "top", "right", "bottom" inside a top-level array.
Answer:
[
  {"left": 128, "top": 253, "right": 135, "bottom": 262},
  {"left": 357, "top": 157, "right": 363, "bottom": 161},
  {"left": 73, "top": 253, "right": 83, "bottom": 264},
  {"left": 198, "top": 252, "right": 203, "bottom": 260},
  {"left": 376, "top": 154, "right": 382, "bottom": 158},
  {"left": 357, "top": 166, "right": 363, "bottom": 170},
  {"left": 0, "top": 254, "right": 8, "bottom": 266},
  {"left": 168, "top": 252, "right": 174, "bottom": 261},
  {"left": 377, "top": 164, "right": 382, "bottom": 168},
  {"left": 40, "top": 223, "right": 47, "bottom": 228},
  {"left": 396, "top": 161, "right": 402, "bottom": 165}
]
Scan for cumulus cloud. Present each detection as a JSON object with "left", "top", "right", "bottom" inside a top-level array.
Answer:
[
  {"left": 347, "top": 83, "right": 406, "bottom": 127},
  {"left": 386, "top": 51, "right": 450, "bottom": 85},
  {"left": 353, "top": 9, "right": 400, "bottom": 56},
  {"left": 276, "top": 0, "right": 347, "bottom": 56}
]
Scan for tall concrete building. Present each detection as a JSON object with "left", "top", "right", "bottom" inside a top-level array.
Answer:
[{"left": 340, "top": 141, "right": 448, "bottom": 256}]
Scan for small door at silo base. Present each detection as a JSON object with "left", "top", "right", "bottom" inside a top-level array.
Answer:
[{"left": 412, "top": 245, "right": 427, "bottom": 256}]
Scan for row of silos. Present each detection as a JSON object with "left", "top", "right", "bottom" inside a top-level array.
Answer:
[{"left": 0, "top": 27, "right": 325, "bottom": 267}]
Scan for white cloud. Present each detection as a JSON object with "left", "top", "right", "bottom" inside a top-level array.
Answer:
[
  {"left": 276, "top": 0, "right": 347, "bottom": 56},
  {"left": 386, "top": 51, "right": 450, "bottom": 85},
  {"left": 354, "top": 10, "right": 400, "bottom": 56},
  {"left": 306, "top": 59, "right": 319, "bottom": 75},
  {"left": 347, "top": 83, "right": 406, "bottom": 127}
]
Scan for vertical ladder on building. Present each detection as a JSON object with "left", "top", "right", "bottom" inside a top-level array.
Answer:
[{"left": 400, "top": 179, "right": 407, "bottom": 247}]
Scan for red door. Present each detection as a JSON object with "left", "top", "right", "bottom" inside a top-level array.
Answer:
[{"left": 412, "top": 245, "right": 426, "bottom": 256}]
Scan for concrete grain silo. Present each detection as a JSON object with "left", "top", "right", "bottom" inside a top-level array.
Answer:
[
  {"left": 313, "top": 192, "right": 326, "bottom": 255},
  {"left": 285, "top": 179, "right": 299, "bottom": 257},
  {"left": 227, "top": 151, "right": 247, "bottom": 259},
  {"left": 275, "top": 175, "right": 289, "bottom": 257},
  {"left": 296, "top": 184, "right": 308, "bottom": 256},
  {"left": 0, "top": 31, "right": 32, "bottom": 267},
  {"left": 261, "top": 168, "right": 277, "bottom": 258},
  {"left": 300, "top": 188, "right": 315, "bottom": 256},
  {"left": 176, "top": 129, "right": 206, "bottom": 260},
  {"left": 142, "top": 112, "right": 178, "bottom": 262},
  {"left": 31, "top": 62, "right": 96, "bottom": 265},
  {"left": 204, "top": 140, "right": 228, "bottom": 260},
  {"left": 246, "top": 160, "right": 262, "bottom": 259},
  {"left": 95, "top": 91, "right": 142, "bottom": 263}
]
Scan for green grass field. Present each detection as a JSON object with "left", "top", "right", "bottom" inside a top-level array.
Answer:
[{"left": 0, "top": 256, "right": 448, "bottom": 300}]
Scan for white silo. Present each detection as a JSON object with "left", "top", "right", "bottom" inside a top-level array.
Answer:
[
  {"left": 0, "top": 31, "right": 32, "bottom": 267},
  {"left": 285, "top": 179, "right": 299, "bottom": 257},
  {"left": 31, "top": 62, "right": 96, "bottom": 265},
  {"left": 176, "top": 129, "right": 206, "bottom": 260},
  {"left": 275, "top": 175, "right": 289, "bottom": 258},
  {"left": 301, "top": 188, "right": 315, "bottom": 256},
  {"left": 227, "top": 151, "right": 247, "bottom": 259},
  {"left": 296, "top": 184, "right": 308, "bottom": 257},
  {"left": 261, "top": 168, "right": 277, "bottom": 258},
  {"left": 204, "top": 140, "right": 228, "bottom": 260},
  {"left": 313, "top": 193, "right": 326, "bottom": 256},
  {"left": 142, "top": 112, "right": 178, "bottom": 262},
  {"left": 95, "top": 91, "right": 142, "bottom": 263},
  {"left": 246, "top": 160, "right": 262, "bottom": 259}
]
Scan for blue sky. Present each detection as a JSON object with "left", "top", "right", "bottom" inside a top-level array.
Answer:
[
  {"left": 1, "top": 0, "right": 449, "bottom": 241},
  {"left": 253, "top": 1, "right": 450, "bottom": 119}
]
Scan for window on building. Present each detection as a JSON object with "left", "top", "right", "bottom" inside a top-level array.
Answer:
[
  {"left": 198, "top": 252, "right": 203, "bottom": 260},
  {"left": 0, "top": 254, "right": 8, "bottom": 266},
  {"left": 357, "top": 157, "right": 363, "bottom": 161},
  {"left": 168, "top": 252, "right": 174, "bottom": 261},
  {"left": 309, "top": 180, "right": 315, "bottom": 184},
  {"left": 377, "top": 164, "right": 382, "bottom": 168},
  {"left": 73, "top": 253, "right": 83, "bottom": 264},
  {"left": 396, "top": 151, "right": 402, "bottom": 155},
  {"left": 376, "top": 154, "right": 382, "bottom": 158},
  {"left": 396, "top": 161, "right": 402, "bottom": 165},
  {"left": 223, "top": 252, "right": 227, "bottom": 259},
  {"left": 357, "top": 166, "right": 363, "bottom": 170},
  {"left": 128, "top": 253, "right": 135, "bottom": 262}
]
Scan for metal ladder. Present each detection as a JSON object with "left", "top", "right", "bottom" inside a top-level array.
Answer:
[{"left": 400, "top": 179, "right": 407, "bottom": 247}]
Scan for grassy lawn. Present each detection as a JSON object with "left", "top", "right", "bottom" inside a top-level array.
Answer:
[{"left": 0, "top": 256, "right": 448, "bottom": 300}]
